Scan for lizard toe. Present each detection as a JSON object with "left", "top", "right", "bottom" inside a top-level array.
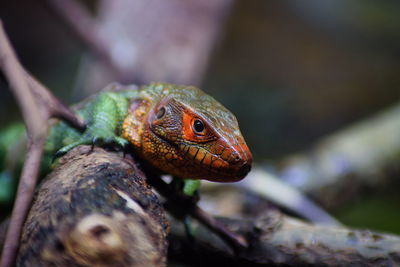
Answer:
[
  {"left": 53, "top": 140, "right": 85, "bottom": 160},
  {"left": 114, "top": 137, "right": 129, "bottom": 148}
]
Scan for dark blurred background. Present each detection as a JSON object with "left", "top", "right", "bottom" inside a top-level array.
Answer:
[{"left": 1, "top": 1, "right": 400, "bottom": 232}]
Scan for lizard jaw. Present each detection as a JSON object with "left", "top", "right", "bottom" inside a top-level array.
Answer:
[{"left": 177, "top": 138, "right": 252, "bottom": 182}]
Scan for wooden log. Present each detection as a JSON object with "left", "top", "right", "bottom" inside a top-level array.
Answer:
[{"left": 16, "top": 146, "right": 169, "bottom": 267}]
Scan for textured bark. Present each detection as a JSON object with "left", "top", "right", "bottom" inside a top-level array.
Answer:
[
  {"left": 169, "top": 209, "right": 400, "bottom": 266},
  {"left": 16, "top": 146, "right": 169, "bottom": 267}
]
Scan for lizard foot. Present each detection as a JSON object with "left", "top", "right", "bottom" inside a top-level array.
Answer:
[{"left": 54, "top": 129, "right": 129, "bottom": 160}]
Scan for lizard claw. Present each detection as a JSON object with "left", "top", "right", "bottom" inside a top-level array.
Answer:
[
  {"left": 92, "top": 135, "right": 128, "bottom": 149},
  {"left": 114, "top": 137, "right": 129, "bottom": 148},
  {"left": 53, "top": 140, "right": 86, "bottom": 161},
  {"left": 54, "top": 131, "right": 129, "bottom": 161}
]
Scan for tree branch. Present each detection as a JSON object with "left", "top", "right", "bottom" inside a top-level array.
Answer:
[
  {"left": 0, "top": 20, "right": 84, "bottom": 267},
  {"left": 25, "top": 74, "right": 85, "bottom": 131},
  {"left": 169, "top": 206, "right": 400, "bottom": 265},
  {"left": 15, "top": 146, "right": 168, "bottom": 266}
]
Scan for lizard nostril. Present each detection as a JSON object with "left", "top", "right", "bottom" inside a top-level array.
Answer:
[
  {"left": 230, "top": 152, "right": 241, "bottom": 163},
  {"left": 237, "top": 163, "right": 251, "bottom": 178}
]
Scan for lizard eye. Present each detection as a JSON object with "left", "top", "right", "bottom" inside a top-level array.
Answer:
[
  {"left": 156, "top": 107, "right": 166, "bottom": 119},
  {"left": 193, "top": 119, "right": 205, "bottom": 134},
  {"left": 183, "top": 113, "right": 216, "bottom": 142}
]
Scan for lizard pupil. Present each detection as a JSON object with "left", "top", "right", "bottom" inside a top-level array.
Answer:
[
  {"left": 156, "top": 107, "right": 166, "bottom": 119},
  {"left": 193, "top": 119, "right": 204, "bottom": 133}
]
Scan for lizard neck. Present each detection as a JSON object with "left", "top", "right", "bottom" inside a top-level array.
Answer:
[
  {"left": 121, "top": 83, "right": 164, "bottom": 151},
  {"left": 121, "top": 101, "right": 151, "bottom": 151}
]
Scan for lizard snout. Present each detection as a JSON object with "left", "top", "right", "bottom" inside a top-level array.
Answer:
[{"left": 227, "top": 141, "right": 253, "bottom": 180}]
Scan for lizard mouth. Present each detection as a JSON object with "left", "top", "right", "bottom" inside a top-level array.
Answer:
[
  {"left": 237, "top": 163, "right": 252, "bottom": 178},
  {"left": 202, "top": 162, "right": 252, "bottom": 182},
  {"left": 208, "top": 139, "right": 253, "bottom": 182},
  {"left": 148, "top": 131, "right": 253, "bottom": 182},
  {"left": 205, "top": 157, "right": 252, "bottom": 182},
  {"left": 179, "top": 141, "right": 252, "bottom": 182}
]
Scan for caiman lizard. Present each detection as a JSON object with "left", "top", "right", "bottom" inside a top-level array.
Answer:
[{"left": 44, "top": 82, "right": 253, "bottom": 190}]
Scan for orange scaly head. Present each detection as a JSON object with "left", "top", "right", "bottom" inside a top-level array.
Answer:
[{"left": 122, "top": 83, "right": 252, "bottom": 182}]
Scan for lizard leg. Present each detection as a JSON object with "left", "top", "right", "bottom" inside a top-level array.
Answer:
[
  {"left": 53, "top": 139, "right": 88, "bottom": 158},
  {"left": 54, "top": 91, "right": 130, "bottom": 158},
  {"left": 171, "top": 178, "right": 201, "bottom": 242},
  {"left": 170, "top": 178, "right": 201, "bottom": 197},
  {"left": 183, "top": 179, "right": 201, "bottom": 196},
  {"left": 183, "top": 216, "right": 195, "bottom": 242}
]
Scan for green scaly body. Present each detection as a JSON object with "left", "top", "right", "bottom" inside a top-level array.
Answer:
[{"left": 45, "top": 83, "right": 138, "bottom": 156}]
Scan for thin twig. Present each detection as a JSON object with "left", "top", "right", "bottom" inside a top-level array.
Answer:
[
  {"left": 0, "top": 20, "right": 45, "bottom": 267},
  {"left": 191, "top": 205, "right": 248, "bottom": 250},
  {"left": 0, "top": 141, "right": 45, "bottom": 267},
  {"left": 0, "top": 20, "right": 85, "bottom": 267},
  {"left": 146, "top": 171, "right": 248, "bottom": 252},
  {"left": 0, "top": 26, "right": 45, "bottom": 140},
  {"left": 25, "top": 74, "right": 85, "bottom": 131},
  {"left": 44, "top": 0, "right": 131, "bottom": 81}
]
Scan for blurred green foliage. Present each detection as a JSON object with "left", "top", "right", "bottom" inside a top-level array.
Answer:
[{"left": 336, "top": 184, "right": 400, "bottom": 235}]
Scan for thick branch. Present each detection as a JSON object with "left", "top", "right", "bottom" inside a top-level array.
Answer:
[
  {"left": 16, "top": 146, "right": 168, "bottom": 266},
  {"left": 169, "top": 209, "right": 400, "bottom": 265}
]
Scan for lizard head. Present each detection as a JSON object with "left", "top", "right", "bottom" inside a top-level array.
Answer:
[{"left": 122, "top": 83, "right": 252, "bottom": 182}]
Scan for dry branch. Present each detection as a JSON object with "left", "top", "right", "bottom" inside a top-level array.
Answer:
[
  {"left": 169, "top": 209, "right": 400, "bottom": 266},
  {"left": 0, "top": 20, "right": 46, "bottom": 267},
  {"left": 0, "top": 20, "right": 84, "bottom": 267}
]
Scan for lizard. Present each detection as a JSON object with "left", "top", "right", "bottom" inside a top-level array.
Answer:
[
  {"left": 43, "top": 82, "right": 252, "bottom": 192},
  {"left": 0, "top": 82, "right": 252, "bottom": 266}
]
